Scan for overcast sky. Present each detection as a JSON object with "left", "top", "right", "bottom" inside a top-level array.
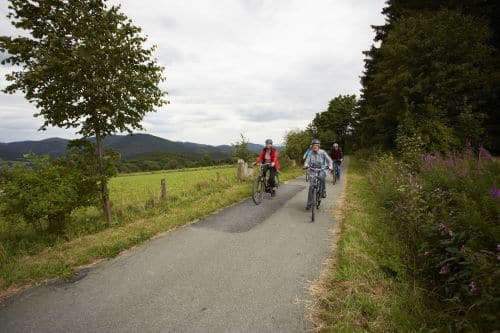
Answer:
[{"left": 0, "top": 0, "right": 386, "bottom": 145}]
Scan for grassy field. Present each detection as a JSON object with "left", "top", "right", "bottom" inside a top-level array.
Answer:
[
  {"left": 311, "top": 157, "right": 433, "bottom": 332},
  {"left": 0, "top": 165, "right": 303, "bottom": 297}
]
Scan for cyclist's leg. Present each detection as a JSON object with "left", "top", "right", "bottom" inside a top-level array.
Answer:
[
  {"left": 306, "top": 172, "right": 314, "bottom": 208},
  {"left": 268, "top": 167, "right": 276, "bottom": 189},
  {"left": 319, "top": 170, "right": 327, "bottom": 197}
]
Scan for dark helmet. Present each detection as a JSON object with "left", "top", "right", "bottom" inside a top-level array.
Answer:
[
  {"left": 265, "top": 139, "right": 273, "bottom": 144},
  {"left": 311, "top": 139, "right": 321, "bottom": 145}
]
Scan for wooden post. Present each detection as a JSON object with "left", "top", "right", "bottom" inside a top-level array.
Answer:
[{"left": 161, "top": 179, "right": 167, "bottom": 200}]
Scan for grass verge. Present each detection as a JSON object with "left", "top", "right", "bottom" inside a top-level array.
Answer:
[
  {"left": 0, "top": 166, "right": 303, "bottom": 298},
  {"left": 310, "top": 157, "right": 433, "bottom": 332}
]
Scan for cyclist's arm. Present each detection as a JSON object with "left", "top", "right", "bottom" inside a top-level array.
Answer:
[
  {"left": 255, "top": 151, "right": 264, "bottom": 164},
  {"left": 324, "top": 151, "right": 334, "bottom": 169},
  {"left": 272, "top": 149, "right": 278, "bottom": 166},
  {"left": 304, "top": 153, "right": 311, "bottom": 168}
]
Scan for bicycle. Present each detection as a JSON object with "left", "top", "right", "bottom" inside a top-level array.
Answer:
[
  {"left": 252, "top": 163, "right": 277, "bottom": 205},
  {"left": 307, "top": 167, "right": 327, "bottom": 222},
  {"left": 332, "top": 160, "right": 341, "bottom": 185}
]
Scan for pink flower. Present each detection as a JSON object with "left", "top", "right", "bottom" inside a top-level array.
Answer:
[
  {"left": 468, "top": 281, "right": 479, "bottom": 293},
  {"left": 439, "top": 265, "right": 449, "bottom": 275}
]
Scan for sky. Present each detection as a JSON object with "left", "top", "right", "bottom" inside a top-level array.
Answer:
[{"left": 0, "top": 0, "right": 386, "bottom": 145}]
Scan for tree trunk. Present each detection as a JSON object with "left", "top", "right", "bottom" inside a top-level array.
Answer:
[{"left": 95, "top": 130, "right": 112, "bottom": 225}]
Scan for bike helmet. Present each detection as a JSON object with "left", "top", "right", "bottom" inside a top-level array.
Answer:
[
  {"left": 311, "top": 139, "right": 321, "bottom": 145},
  {"left": 265, "top": 139, "right": 273, "bottom": 144}
]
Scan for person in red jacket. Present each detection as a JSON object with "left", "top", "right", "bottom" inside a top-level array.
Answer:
[{"left": 254, "top": 139, "right": 280, "bottom": 196}]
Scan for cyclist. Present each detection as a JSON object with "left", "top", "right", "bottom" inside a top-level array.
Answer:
[
  {"left": 254, "top": 139, "right": 280, "bottom": 196},
  {"left": 331, "top": 143, "right": 343, "bottom": 179},
  {"left": 304, "top": 139, "right": 333, "bottom": 210}
]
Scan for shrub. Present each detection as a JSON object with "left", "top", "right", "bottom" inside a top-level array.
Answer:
[
  {"left": 367, "top": 147, "right": 499, "bottom": 330},
  {"left": 0, "top": 153, "right": 101, "bottom": 234}
]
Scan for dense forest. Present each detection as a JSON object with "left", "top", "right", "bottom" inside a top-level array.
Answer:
[{"left": 356, "top": 0, "right": 500, "bottom": 153}]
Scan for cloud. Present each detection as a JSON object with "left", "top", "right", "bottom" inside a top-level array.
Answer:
[{"left": 0, "top": 0, "right": 386, "bottom": 145}]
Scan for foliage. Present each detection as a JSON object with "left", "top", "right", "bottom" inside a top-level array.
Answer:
[
  {"left": 366, "top": 148, "right": 500, "bottom": 331},
  {"left": 357, "top": 7, "right": 499, "bottom": 151},
  {"left": 283, "top": 128, "right": 313, "bottom": 163},
  {"left": 118, "top": 152, "right": 234, "bottom": 173},
  {"left": 311, "top": 94, "right": 356, "bottom": 149},
  {"left": 0, "top": 154, "right": 100, "bottom": 233},
  {"left": 231, "top": 134, "right": 253, "bottom": 162}
]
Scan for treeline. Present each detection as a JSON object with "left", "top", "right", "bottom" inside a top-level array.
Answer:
[
  {"left": 358, "top": 0, "right": 500, "bottom": 153},
  {"left": 118, "top": 153, "right": 234, "bottom": 173}
]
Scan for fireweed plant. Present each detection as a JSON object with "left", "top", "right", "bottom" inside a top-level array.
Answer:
[{"left": 367, "top": 146, "right": 499, "bottom": 331}]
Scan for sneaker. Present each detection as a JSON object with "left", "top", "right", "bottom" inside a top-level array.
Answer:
[{"left": 322, "top": 192, "right": 327, "bottom": 198}]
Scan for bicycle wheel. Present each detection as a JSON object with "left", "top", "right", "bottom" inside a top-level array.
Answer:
[
  {"left": 275, "top": 173, "right": 280, "bottom": 188},
  {"left": 252, "top": 177, "right": 264, "bottom": 205},
  {"left": 311, "top": 189, "right": 316, "bottom": 222},
  {"left": 332, "top": 169, "right": 336, "bottom": 185},
  {"left": 305, "top": 170, "right": 309, "bottom": 182}
]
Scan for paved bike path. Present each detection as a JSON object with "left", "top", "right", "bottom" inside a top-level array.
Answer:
[{"left": 0, "top": 165, "right": 347, "bottom": 332}]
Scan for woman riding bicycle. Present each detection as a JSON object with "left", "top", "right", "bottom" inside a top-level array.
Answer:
[
  {"left": 304, "top": 139, "right": 333, "bottom": 210},
  {"left": 254, "top": 139, "right": 280, "bottom": 197},
  {"left": 331, "top": 143, "right": 343, "bottom": 180}
]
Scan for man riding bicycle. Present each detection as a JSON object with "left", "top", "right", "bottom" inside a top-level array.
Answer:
[
  {"left": 331, "top": 143, "right": 343, "bottom": 179},
  {"left": 254, "top": 139, "right": 280, "bottom": 197},
  {"left": 304, "top": 139, "right": 333, "bottom": 210}
]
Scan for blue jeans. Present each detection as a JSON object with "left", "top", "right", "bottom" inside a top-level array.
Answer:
[
  {"left": 307, "top": 170, "right": 326, "bottom": 206},
  {"left": 334, "top": 162, "right": 341, "bottom": 179}
]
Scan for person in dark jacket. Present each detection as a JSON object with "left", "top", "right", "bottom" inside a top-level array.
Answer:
[
  {"left": 254, "top": 139, "right": 280, "bottom": 196},
  {"left": 330, "top": 143, "right": 344, "bottom": 179}
]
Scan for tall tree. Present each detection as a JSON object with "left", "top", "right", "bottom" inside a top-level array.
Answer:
[
  {"left": 311, "top": 94, "right": 356, "bottom": 150},
  {"left": 357, "top": 9, "right": 497, "bottom": 151},
  {"left": 0, "top": 0, "right": 167, "bottom": 224},
  {"left": 359, "top": 0, "right": 500, "bottom": 151}
]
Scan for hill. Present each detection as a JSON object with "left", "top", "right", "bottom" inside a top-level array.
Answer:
[{"left": 0, "top": 134, "right": 264, "bottom": 161}]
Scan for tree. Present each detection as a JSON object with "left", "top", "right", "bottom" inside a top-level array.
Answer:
[
  {"left": 311, "top": 95, "right": 356, "bottom": 150},
  {"left": 283, "top": 128, "right": 313, "bottom": 163},
  {"left": 356, "top": 10, "right": 497, "bottom": 151},
  {"left": 0, "top": 0, "right": 167, "bottom": 224},
  {"left": 232, "top": 134, "right": 252, "bottom": 162}
]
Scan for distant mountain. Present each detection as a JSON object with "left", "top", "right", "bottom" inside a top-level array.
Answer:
[{"left": 0, "top": 134, "right": 264, "bottom": 161}]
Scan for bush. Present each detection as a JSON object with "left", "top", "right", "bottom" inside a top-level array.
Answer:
[
  {"left": 367, "top": 147, "right": 499, "bottom": 331},
  {"left": 0, "top": 153, "right": 101, "bottom": 233}
]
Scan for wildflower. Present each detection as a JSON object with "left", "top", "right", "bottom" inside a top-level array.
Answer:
[
  {"left": 438, "top": 223, "right": 447, "bottom": 236},
  {"left": 478, "top": 146, "right": 492, "bottom": 161},
  {"left": 489, "top": 185, "right": 500, "bottom": 199},
  {"left": 439, "top": 265, "right": 449, "bottom": 275},
  {"left": 468, "top": 281, "right": 479, "bottom": 293}
]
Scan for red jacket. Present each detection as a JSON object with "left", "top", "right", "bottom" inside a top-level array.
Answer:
[{"left": 256, "top": 148, "right": 280, "bottom": 170}]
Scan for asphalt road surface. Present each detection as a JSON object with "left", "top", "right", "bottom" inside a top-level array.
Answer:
[{"left": 0, "top": 165, "right": 346, "bottom": 333}]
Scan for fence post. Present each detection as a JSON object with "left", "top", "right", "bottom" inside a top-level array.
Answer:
[{"left": 161, "top": 179, "right": 167, "bottom": 200}]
